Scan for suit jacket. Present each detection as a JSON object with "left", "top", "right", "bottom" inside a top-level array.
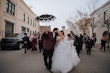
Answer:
[
  {"left": 53, "top": 33, "right": 58, "bottom": 46},
  {"left": 22, "top": 36, "right": 30, "bottom": 48},
  {"left": 42, "top": 32, "right": 54, "bottom": 51},
  {"left": 87, "top": 39, "right": 93, "bottom": 48}
]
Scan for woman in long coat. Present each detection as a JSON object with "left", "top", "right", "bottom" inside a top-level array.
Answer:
[{"left": 32, "top": 34, "right": 37, "bottom": 51}]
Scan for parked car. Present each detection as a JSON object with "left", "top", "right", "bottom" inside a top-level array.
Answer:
[{"left": 1, "top": 33, "right": 24, "bottom": 50}]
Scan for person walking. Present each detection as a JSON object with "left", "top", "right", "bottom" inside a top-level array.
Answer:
[
  {"left": 100, "top": 35, "right": 107, "bottom": 52},
  {"left": 75, "top": 34, "right": 83, "bottom": 56},
  {"left": 91, "top": 36, "right": 96, "bottom": 50},
  {"left": 38, "top": 31, "right": 43, "bottom": 53},
  {"left": 86, "top": 37, "right": 93, "bottom": 55},
  {"left": 51, "top": 32, "right": 80, "bottom": 73},
  {"left": 70, "top": 31, "right": 76, "bottom": 41},
  {"left": 22, "top": 33, "right": 30, "bottom": 54},
  {"left": 32, "top": 34, "right": 38, "bottom": 52},
  {"left": 29, "top": 34, "right": 34, "bottom": 49},
  {"left": 84, "top": 35, "right": 89, "bottom": 50},
  {"left": 42, "top": 28, "right": 59, "bottom": 71}
]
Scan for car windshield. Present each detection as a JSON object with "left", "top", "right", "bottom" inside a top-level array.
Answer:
[
  {"left": 17, "top": 34, "right": 24, "bottom": 38},
  {"left": 8, "top": 34, "right": 18, "bottom": 37},
  {"left": 7, "top": 33, "right": 24, "bottom": 38}
]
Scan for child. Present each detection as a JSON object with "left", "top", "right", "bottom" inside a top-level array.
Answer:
[{"left": 86, "top": 37, "right": 93, "bottom": 55}]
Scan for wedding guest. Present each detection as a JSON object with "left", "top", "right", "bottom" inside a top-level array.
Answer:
[
  {"left": 22, "top": 33, "right": 30, "bottom": 54},
  {"left": 100, "top": 35, "right": 107, "bottom": 52},
  {"left": 38, "top": 31, "right": 43, "bottom": 53},
  {"left": 86, "top": 37, "right": 92, "bottom": 55},
  {"left": 32, "top": 34, "right": 37, "bottom": 52}
]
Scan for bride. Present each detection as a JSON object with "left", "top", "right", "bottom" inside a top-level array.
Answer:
[{"left": 51, "top": 31, "right": 80, "bottom": 73}]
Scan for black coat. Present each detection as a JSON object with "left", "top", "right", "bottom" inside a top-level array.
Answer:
[
  {"left": 75, "top": 36, "right": 83, "bottom": 51},
  {"left": 87, "top": 39, "right": 93, "bottom": 49},
  {"left": 22, "top": 36, "right": 30, "bottom": 48}
]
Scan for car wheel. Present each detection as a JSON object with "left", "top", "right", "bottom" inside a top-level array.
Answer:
[
  {"left": 18, "top": 42, "right": 23, "bottom": 50},
  {"left": 1, "top": 46, "right": 6, "bottom": 50}
]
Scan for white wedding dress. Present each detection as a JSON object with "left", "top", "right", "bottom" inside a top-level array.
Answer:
[{"left": 51, "top": 36, "right": 80, "bottom": 73}]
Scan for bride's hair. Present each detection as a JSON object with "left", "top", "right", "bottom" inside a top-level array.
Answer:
[
  {"left": 67, "top": 34, "right": 72, "bottom": 38},
  {"left": 60, "top": 31, "right": 64, "bottom": 35}
]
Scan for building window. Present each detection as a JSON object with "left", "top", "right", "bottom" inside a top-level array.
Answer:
[
  {"left": 6, "top": 0, "right": 15, "bottom": 16},
  {"left": 35, "top": 23, "right": 36, "bottom": 28},
  {"left": 6, "top": 0, "right": 9, "bottom": 12},
  {"left": 22, "top": 26, "right": 26, "bottom": 33},
  {"left": 27, "top": 28, "right": 29, "bottom": 34},
  {"left": 33, "top": 21, "right": 34, "bottom": 27},
  {"left": 5, "top": 21, "right": 14, "bottom": 37},
  {"left": 28, "top": 17, "right": 29, "bottom": 24},
  {"left": 35, "top": 30, "right": 37, "bottom": 34},
  {"left": 30, "top": 19, "right": 32, "bottom": 25},
  {"left": 12, "top": 5, "right": 15, "bottom": 15},
  {"left": 93, "top": 33, "right": 96, "bottom": 38},
  {"left": 30, "top": 30, "right": 32, "bottom": 35},
  {"left": 23, "top": 14, "right": 25, "bottom": 22}
]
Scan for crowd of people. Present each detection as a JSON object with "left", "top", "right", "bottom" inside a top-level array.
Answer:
[
  {"left": 22, "top": 29, "right": 108, "bottom": 55},
  {"left": 70, "top": 31, "right": 97, "bottom": 56},
  {"left": 21, "top": 27, "right": 108, "bottom": 73},
  {"left": 22, "top": 33, "right": 38, "bottom": 54}
]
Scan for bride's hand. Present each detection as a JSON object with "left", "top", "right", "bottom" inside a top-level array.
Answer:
[
  {"left": 56, "top": 35, "right": 65, "bottom": 42},
  {"left": 61, "top": 35, "right": 65, "bottom": 39},
  {"left": 56, "top": 31, "right": 65, "bottom": 42}
]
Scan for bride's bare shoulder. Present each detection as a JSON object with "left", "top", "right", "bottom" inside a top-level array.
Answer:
[
  {"left": 56, "top": 36, "right": 61, "bottom": 41},
  {"left": 56, "top": 36, "right": 65, "bottom": 42},
  {"left": 57, "top": 36, "right": 61, "bottom": 39}
]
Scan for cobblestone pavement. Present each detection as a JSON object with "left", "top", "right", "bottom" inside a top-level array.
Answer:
[{"left": 0, "top": 48, "right": 110, "bottom": 73}]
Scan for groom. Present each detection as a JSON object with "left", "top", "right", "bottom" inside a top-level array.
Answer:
[{"left": 42, "top": 28, "right": 59, "bottom": 70}]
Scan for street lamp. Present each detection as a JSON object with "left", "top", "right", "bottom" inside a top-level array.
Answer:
[{"left": 104, "top": 10, "right": 110, "bottom": 48}]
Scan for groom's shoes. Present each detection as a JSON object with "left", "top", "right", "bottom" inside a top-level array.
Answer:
[
  {"left": 49, "top": 70, "right": 53, "bottom": 73},
  {"left": 46, "top": 66, "right": 50, "bottom": 70},
  {"left": 46, "top": 65, "right": 50, "bottom": 70},
  {"left": 46, "top": 65, "right": 53, "bottom": 73}
]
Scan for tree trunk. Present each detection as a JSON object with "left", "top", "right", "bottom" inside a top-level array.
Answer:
[
  {"left": 92, "top": 28, "right": 94, "bottom": 36},
  {"left": 92, "top": 18, "right": 94, "bottom": 36},
  {"left": 83, "top": 30, "right": 86, "bottom": 35}
]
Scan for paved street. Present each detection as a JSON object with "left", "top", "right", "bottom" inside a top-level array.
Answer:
[{"left": 0, "top": 49, "right": 110, "bottom": 73}]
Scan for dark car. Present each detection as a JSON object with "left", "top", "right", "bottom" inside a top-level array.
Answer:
[{"left": 1, "top": 33, "right": 24, "bottom": 50}]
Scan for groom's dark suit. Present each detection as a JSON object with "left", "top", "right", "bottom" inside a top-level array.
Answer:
[{"left": 42, "top": 31, "right": 57, "bottom": 70}]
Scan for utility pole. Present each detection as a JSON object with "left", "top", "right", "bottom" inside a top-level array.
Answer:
[{"left": 104, "top": 10, "right": 110, "bottom": 48}]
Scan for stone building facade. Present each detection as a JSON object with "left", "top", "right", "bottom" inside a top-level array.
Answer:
[
  {"left": 90, "top": 0, "right": 110, "bottom": 44},
  {"left": 0, "top": 0, "right": 40, "bottom": 40}
]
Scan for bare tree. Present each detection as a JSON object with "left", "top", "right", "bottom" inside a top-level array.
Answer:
[
  {"left": 87, "top": 0, "right": 100, "bottom": 35},
  {"left": 87, "top": 0, "right": 100, "bottom": 13},
  {"left": 76, "top": 18, "right": 90, "bottom": 35},
  {"left": 76, "top": 9, "right": 88, "bottom": 19},
  {"left": 74, "top": 8, "right": 91, "bottom": 35}
]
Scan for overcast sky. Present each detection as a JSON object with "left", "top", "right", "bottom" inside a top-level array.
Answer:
[{"left": 23, "top": 0, "right": 108, "bottom": 30}]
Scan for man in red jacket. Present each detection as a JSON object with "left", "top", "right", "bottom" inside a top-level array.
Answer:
[{"left": 42, "top": 28, "right": 58, "bottom": 71}]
